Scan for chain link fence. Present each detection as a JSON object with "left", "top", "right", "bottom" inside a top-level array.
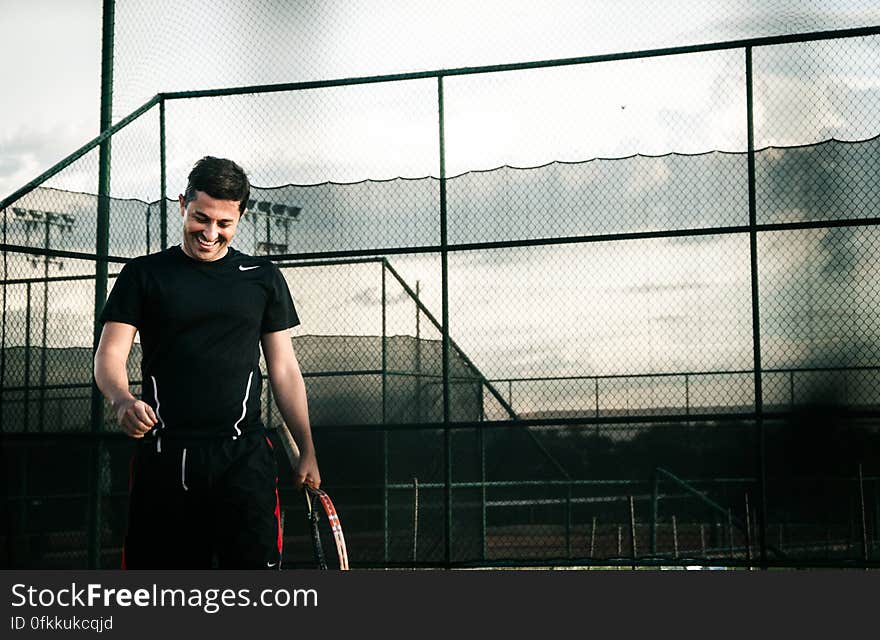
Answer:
[{"left": 3, "top": 19, "right": 880, "bottom": 568}]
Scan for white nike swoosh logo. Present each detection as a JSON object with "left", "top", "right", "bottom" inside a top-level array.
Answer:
[
  {"left": 239, "top": 265, "right": 261, "bottom": 271},
  {"left": 267, "top": 562, "right": 277, "bottom": 567}
]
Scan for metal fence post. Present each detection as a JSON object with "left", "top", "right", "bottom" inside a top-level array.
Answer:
[
  {"left": 25, "top": 283, "right": 32, "bottom": 431},
  {"left": 480, "top": 420, "right": 487, "bottom": 561},
  {"left": 415, "top": 281, "right": 421, "bottom": 424},
  {"left": 382, "top": 260, "right": 390, "bottom": 565},
  {"left": 382, "top": 261, "right": 387, "bottom": 424},
  {"left": 651, "top": 469, "right": 659, "bottom": 555},
  {"left": 88, "top": 0, "right": 115, "bottom": 569},
  {"left": 412, "top": 477, "right": 419, "bottom": 566},
  {"left": 858, "top": 464, "right": 868, "bottom": 563},
  {"left": 1, "top": 208, "right": 6, "bottom": 396},
  {"left": 565, "top": 483, "right": 572, "bottom": 558},
  {"left": 629, "top": 495, "right": 637, "bottom": 569},
  {"left": 159, "top": 96, "right": 167, "bottom": 249},
  {"left": 438, "top": 75, "right": 452, "bottom": 568},
  {"left": 39, "top": 223, "right": 49, "bottom": 432},
  {"left": 745, "top": 45, "right": 768, "bottom": 569}
]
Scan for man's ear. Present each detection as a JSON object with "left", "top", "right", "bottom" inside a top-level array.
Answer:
[{"left": 178, "top": 194, "right": 186, "bottom": 216}]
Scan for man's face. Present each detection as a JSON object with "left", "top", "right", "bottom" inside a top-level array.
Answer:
[{"left": 179, "top": 190, "right": 241, "bottom": 262}]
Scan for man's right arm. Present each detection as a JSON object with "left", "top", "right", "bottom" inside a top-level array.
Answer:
[{"left": 94, "top": 321, "right": 157, "bottom": 438}]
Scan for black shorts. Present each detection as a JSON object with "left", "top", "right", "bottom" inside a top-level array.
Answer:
[{"left": 122, "top": 431, "right": 282, "bottom": 569}]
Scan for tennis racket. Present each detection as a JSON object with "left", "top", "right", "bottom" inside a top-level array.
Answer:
[
  {"left": 305, "top": 485, "right": 349, "bottom": 570},
  {"left": 278, "top": 426, "right": 349, "bottom": 570}
]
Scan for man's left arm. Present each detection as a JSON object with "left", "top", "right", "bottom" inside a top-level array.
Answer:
[{"left": 261, "top": 329, "right": 321, "bottom": 489}]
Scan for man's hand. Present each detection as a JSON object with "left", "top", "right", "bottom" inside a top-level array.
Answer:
[
  {"left": 114, "top": 397, "right": 158, "bottom": 438},
  {"left": 294, "top": 449, "right": 321, "bottom": 490}
]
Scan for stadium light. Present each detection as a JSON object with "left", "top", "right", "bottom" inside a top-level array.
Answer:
[
  {"left": 248, "top": 199, "right": 302, "bottom": 255},
  {"left": 8, "top": 207, "right": 77, "bottom": 270}
]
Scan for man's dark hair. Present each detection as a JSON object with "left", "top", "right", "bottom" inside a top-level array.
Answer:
[{"left": 183, "top": 156, "right": 250, "bottom": 215}]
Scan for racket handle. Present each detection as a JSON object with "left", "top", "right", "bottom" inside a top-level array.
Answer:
[{"left": 277, "top": 423, "right": 301, "bottom": 470}]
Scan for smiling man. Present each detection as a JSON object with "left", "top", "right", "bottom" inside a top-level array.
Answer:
[{"left": 93, "top": 156, "right": 319, "bottom": 569}]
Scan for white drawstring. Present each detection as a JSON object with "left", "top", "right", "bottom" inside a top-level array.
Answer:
[{"left": 181, "top": 448, "right": 189, "bottom": 491}]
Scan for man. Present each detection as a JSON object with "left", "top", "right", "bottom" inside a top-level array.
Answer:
[{"left": 94, "top": 156, "right": 319, "bottom": 569}]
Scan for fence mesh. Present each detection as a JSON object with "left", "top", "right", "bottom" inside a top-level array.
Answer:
[{"left": 3, "top": 10, "right": 880, "bottom": 568}]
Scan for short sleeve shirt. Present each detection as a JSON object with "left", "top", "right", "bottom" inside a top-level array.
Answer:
[{"left": 100, "top": 246, "right": 299, "bottom": 437}]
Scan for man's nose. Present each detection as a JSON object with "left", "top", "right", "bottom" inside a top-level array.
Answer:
[{"left": 202, "top": 222, "right": 219, "bottom": 240}]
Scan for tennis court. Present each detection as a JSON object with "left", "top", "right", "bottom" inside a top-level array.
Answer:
[{"left": 2, "top": 1, "right": 879, "bottom": 570}]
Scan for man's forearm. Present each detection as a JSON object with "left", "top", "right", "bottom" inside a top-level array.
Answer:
[
  {"left": 94, "top": 354, "right": 135, "bottom": 409},
  {"left": 272, "top": 374, "right": 315, "bottom": 454},
  {"left": 261, "top": 330, "right": 320, "bottom": 487},
  {"left": 269, "top": 370, "right": 321, "bottom": 487}
]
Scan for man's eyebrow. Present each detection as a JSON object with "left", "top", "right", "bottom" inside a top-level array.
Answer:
[{"left": 192, "top": 209, "right": 235, "bottom": 222}]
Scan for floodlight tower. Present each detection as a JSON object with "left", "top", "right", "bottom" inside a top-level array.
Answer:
[{"left": 248, "top": 199, "right": 301, "bottom": 256}]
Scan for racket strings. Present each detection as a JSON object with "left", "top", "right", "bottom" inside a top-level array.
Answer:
[{"left": 305, "top": 489, "right": 329, "bottom": 570}]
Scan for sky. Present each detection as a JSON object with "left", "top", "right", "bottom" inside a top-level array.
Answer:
[
  {"left": 0, "top": 0, "right": 101, "bottom": 197},
  {"left": 2, "top": 0, "right": 878, "bottom": 198},
  {"left": 2, "top": 1, "right": 879, "bottom": 414}
]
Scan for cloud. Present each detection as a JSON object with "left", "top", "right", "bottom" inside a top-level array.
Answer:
[{"left": 0, "top": 121, "right": 95, "bottom": 200}]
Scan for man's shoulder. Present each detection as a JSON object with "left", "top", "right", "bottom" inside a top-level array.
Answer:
[{"left": 122, "top": 247, "right": 179, "bottom": 273}]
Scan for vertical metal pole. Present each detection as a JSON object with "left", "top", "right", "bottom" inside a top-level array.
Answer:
[
  {"left": 19, "top": 447, "right": 30, "bottom": 557},
  {"left": 159, "top": 97, "right": 167, "bottom": 249},
  {"left": 684, "top": 374, "right": 690, "bottom": 416},
  {"left": 89, "top": 0, "right": 115, "bottom": 569},
  {"left": 871, "top": 477, "right": 880, "bottom": 554},
  {"left": 565, "top": 483, "right": 572, "bottom": 558},
  {"left": 629, "top": 496, "right": 637, "bottom": 569},
  {"left": 1, "top": 207, "right": 6, "bottom": 398},
  {"left": 382, "top": 260, "right": 387, "bottom": 424},
  {"left": 745, "top": 46, "right": 768, "bottom": 568},
  {"left": 265, "top": 211, "right": 271, "bottom": 250},
  {"left": 650, "top": 470, "right": 658, "bottom": 554},
  {"left": 672, "top": 515, "right": 679, "bottom": 560},
  {"left": 382, "top": 260, "right": 389, "bottom": 565},
  {"left": 415, "top": 281, "right": 421, "bottom": 423},
  {"left": 411, "top": 477, "right": 419, "bottom": 566},
  {"left": 745, "top": 492, "right": 753, "bottom": 569},
  {"left": 858, "top": 463, "right": 868, "bottom": 563},
  {"left": 146, "top": 204, "right": 151, "bottom": 254},
  {"left": 589, "top": 516, "right": 597, "bottom": 557},
  {"left": 480, "top": 420, "right": 487, "bottom": 561},
  {"left": 438, "top": 75, "right": 452, "bottom": 568},
  {"left": 594, "top": 378, "right": 599, "bottom": 417},
  {"left": 39, "top": 220, "right": 49, "bottom": 431},
  {"left": 25, "top": 283, "right": 32, "bottom": 432},
  {"left": 382, "top": 435, "right": 389, "bottom": 565}
]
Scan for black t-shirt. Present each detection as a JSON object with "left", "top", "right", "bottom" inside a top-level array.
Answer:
[{"left": 99, "top": 246, "right": 299, "bottom": 438}]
